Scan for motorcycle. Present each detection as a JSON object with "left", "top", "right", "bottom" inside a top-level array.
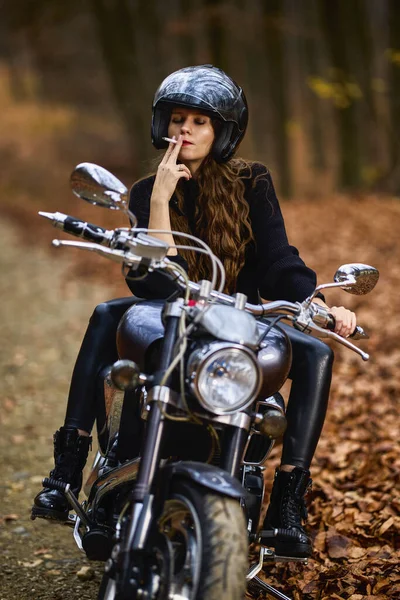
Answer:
[{"left": 33, "top": 163, "right": 379, "bottom": 600}]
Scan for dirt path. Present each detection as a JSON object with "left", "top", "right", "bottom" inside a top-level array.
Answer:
[
  {"left": 1, "top": 194, "right": 400, "bottom": 599},
  {"left": 0, "top": 220, "right": 113, "bottom": 600}
]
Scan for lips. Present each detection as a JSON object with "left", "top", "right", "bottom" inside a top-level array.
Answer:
[{"left": 182, "top": 141, "right": 193, "bottom": 146}]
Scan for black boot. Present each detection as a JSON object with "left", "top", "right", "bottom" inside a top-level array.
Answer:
[
  {"left": 259, "top": 467, "right": 312, "bottom": 558},
  {"left": 31, "top": 427, "right": 92, "bottom": 522}
]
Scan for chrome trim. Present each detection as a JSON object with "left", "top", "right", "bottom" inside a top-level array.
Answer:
[
  {"left": 247, "top": 546, "right": 272, "bottom": 580},
  {"left": 183, "top": 280, "right": 301, "bottom": 318},
  {"left": 89, "top": 458, "right": 141, "bottom": 514},
  {"left": 147, "top": 385, "right": 180, "bottom": 405},
  {"left": 234, "top": 292, "right": 247, "bottom": 310},
  {"left": 64, "top": 484, "right": 92, "bottom": 529},
  {"left": 249, "top": 576, "right": 292, "bottom": 600},
  {"left": 242, "top": 399, "right": 280, "bottom": 466},
  {"left": 176, "top": 409, "right": 251, "bottom": 430},
  {"left": 102, "top": 578, "right": 117, "bottom": 600},
  {"left": 73, "top": 516, "right": 84, "bottom": 552},
  {"left": 83, "top": 450, "right": 104, "bottom": 497},
  {"left": 197, "top": 279, "right": 213, "bottom": 300},
  {"left": 333, "top": 263, "right": 379, "bottom": 295},
  {"left": 132, "top": 495, "right": 154, "bottom": 550},
  {"left": 209, "top": 411, "right": 251, "bottom": 429},
  {"left": 162, "top": 297, "right": 185, "bottom": 317},
  {"left": 124, "top": 501, "right": 144, "bottom": 552},
  {"left": 103, "top": 374, "right": 125, "bottom": 456},
  {"left": 145, "top": 386, "right": 252, "bottom": 429},
  {"left": 242, "top": 431, "right": 274, "bottom": 466}
]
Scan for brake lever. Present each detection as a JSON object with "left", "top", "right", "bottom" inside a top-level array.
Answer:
[
  {"left": 293, "top": 316, "right": 369, "bottom": 361},
  {"left": 52, "top": 239, "right": 142, "bottom": 267},
  {"left": 308, "top": 302, "right": 369, "bottom": 340}
]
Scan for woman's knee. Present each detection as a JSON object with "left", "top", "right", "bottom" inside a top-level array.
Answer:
[
  {"left": 290, "top": 333, "right": 334, "bottom": 378},
  {"left": 90, "top": 298, "right": 134, "bottom": 328},
  {"left": 90, "top": 302, "right": 113, "bottom": 328},
  {"left": 310, "top": 338, "right": 334, "bottom": 369}
]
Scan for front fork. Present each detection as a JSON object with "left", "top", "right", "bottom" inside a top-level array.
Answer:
[{"left": 116, "top": 301, "right": 182, "bottom": 595}]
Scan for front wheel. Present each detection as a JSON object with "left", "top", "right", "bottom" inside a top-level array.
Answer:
[
  {"left": 99, "top": 478, "right": 248, "bottom": 600},
  {"left": 156, "top": 478, "right": 248, "bottom": 600}
]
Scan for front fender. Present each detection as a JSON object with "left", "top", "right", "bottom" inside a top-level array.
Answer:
[{"left": 161, "top": 461, "right": 246, "bottom": 499}]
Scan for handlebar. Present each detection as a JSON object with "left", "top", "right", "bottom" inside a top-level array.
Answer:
[
  {"left": 42, "top": 211, "right": 370, "bottom": 361},
  {"left": 165, "top": 264, "right": 369, "bottom": 360}
]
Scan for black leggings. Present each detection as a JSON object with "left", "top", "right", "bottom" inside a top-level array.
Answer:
[
  {"left": 64, "top": 298, "right": 135, "bottom": 434},
  {"left": 64, "top": 298, "right": 333, "bottom": 471}
]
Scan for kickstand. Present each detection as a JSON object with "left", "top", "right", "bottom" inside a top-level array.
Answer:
[
  {"left": 247, "top": 575, "right": 292, "bottom": 600},
  {"left": 247, "top": 546, "right": 308, "bottom": 599}
]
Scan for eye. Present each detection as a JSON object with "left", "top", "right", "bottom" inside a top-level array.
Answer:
[
  {"left": 171, "top": 116, "right": 183, "bottom": 124},
  {"left": 195, "top": 118, "right": 207, "bottom": 125}
]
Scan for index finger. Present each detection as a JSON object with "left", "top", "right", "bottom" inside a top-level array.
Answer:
[
  {"left": 160, "top": 138, "right": 177, "bottom": 165},
  {"left": 167, "top": 134, "right": 183, "bottom": 163}
]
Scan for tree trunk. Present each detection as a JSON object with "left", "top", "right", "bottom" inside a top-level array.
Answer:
[
  {"left": 317, "top": 0, "right": 361, "bottom": 189},
  {"left": 262, "top": 0, "right": 291, "bottom": 197}
]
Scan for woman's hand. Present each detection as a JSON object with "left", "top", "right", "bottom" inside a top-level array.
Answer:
[
  {"left": 328, "top": 306, "right": 357, "bottom": 338},
  {"left": 312, "top": 297, "right": 356, "bottom": 338},
  {"left": 151, "top": 135, "right": 192, "bottom": 204}
]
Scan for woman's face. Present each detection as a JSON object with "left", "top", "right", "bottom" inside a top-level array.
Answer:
[{"left": 168, "top": 107, "right": 215, "bottom": 173}]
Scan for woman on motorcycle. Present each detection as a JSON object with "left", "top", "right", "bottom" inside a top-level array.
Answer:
[{"left": 32, "top": 65, "right": 356, "bottom": 559}]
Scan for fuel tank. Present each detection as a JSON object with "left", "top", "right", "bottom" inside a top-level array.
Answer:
[
  {"left": 256, "top": 321, "right": 292, "bottom": 398},
  {"left": 117, "top": 302, "right": 292, "bottom": 398},
  {"left": 116, "top": 300, "right": 165, "bottom": 370}
]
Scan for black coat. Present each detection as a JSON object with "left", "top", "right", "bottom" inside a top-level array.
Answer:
[{"left": 126, "top": 163, "right": 318, "bottom": 304}]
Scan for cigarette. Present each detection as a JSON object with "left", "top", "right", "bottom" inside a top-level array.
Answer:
[{"left": 162, "top": 136, "right": 178, "bottom": 144}]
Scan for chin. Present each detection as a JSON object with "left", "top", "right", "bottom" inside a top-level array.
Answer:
[{"left": 180, "top": 149, "right": 204, "bottom": 160}]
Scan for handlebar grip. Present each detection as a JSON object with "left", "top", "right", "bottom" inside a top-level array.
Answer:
[
  {"left": 62, "top": 215, "right": 111, "bottom": 245},
  {"left": 39, "top": 211, "right": 113, "bottom": 246},
  {"left": 326, "top": 313, "right": 367, "bottom": 339},
  {"left": 326, "top": 313, "right": 336, "bottom": 331}
]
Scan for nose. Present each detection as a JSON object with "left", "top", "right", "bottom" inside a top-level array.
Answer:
[{"left": 180, "top": 119, "right": 191, "bottom": 134}]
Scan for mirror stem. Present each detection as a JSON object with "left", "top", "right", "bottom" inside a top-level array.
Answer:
[
  {"left": 125, "top": 208, "right": 138, "bottom": 228},
  {"left": 305, "top": 278, "right": 356, "bottom": 306}
]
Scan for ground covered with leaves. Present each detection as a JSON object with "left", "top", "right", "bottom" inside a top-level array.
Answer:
[
  {"left": 257, "top": 196, "right": 400, "bottom": 600},
  {"left": 0, "top": 194, "right": 399, "bottom": 599}
]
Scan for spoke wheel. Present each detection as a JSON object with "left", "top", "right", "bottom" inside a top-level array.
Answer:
[
  {"left": 98, "top": 479, "right": 248, "bottom": 600},
  {"left": 154, "top": 478, "right": 248, "bottom": 600},
  {"left": 157, "top": 495, "right": 202, "bottom": 599}
]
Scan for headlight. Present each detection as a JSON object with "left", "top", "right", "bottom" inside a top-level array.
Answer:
[{"left": 188, "top": 343, "right": 261, "bottom": 415}]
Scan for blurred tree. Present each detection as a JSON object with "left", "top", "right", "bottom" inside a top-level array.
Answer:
[
  {"left": 389, "top": 0, "right": 400, "bottom": 192},
  {"left": 262, "top": 0, "right": 291, "bottom": 196},
  {"left": 204, "top": 0, "right": 227, "bottom": 70},
  {"left": 317, "top": 0, "right": 362, "bottom": 189},
  {"left": 91, "top": 0, "right": 160, "bottom": 172},
  {"left": 303, "top": 0, "right": 327, "bottom": 176},
  {"left": 0, "top": 0, "right": 399, "bottom": 194}
]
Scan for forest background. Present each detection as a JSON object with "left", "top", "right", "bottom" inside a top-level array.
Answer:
[{"left": 0, "top": 2, "right": 399, "bottom": 600}]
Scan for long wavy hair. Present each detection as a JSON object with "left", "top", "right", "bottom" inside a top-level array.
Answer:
[{"left": 170, "top": 155, "right": 257, "bottom": 293}]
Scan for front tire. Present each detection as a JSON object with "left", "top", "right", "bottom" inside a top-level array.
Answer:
[
  {"left": 157, "top": 478, "right": 248, "bottom": 600},
  {"left": 98, "top": 479, "right": 248, "bottom": 600}
]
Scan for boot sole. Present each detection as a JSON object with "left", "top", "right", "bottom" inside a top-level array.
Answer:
[
  {"left": 259, "top": 530, "right": 312, "bottom": 559},
  {"left": 271, "top": 541, "right": 312, "bottom": 559},
  {"left": 31, "top": 506, "right": 69, "bottom": 522}
]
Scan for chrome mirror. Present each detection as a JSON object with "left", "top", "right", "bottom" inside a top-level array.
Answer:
[
  {"left": 307, "top": 262, "right": 379, "bottom": 304},
  {"left": 333, "top": 263, "right": 379, "bottom": 295},
  {"left": 70, "top": 162, "right": 129, "bottom": 210}
]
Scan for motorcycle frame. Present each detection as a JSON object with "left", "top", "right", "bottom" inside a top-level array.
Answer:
[{"left": 111, "top": 299, "right": 254, "bottom": 596}]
